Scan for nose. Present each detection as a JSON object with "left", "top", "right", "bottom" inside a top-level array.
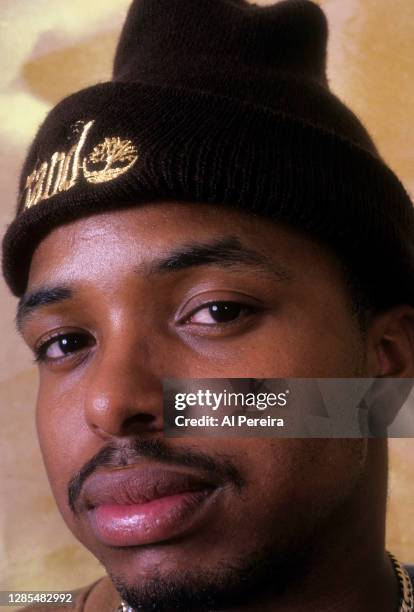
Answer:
[{"left": 83, "top": 336, "right": 164, "bottom": 439}]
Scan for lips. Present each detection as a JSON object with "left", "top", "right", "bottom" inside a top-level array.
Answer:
[{"left": 78, "top": 465, "right": 221, "bottom": 547}]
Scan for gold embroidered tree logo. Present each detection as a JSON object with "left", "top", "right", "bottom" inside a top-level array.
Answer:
[{"left": 83, "top": 137, "right": 138, "bottom": 184}]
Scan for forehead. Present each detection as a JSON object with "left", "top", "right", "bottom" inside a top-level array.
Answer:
[{"left": 27, "top": 201, "right": 340, "bottom": 289}]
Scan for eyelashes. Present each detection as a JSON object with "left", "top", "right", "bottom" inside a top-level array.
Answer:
[
  {"left": 33, "top": 300, "right": 260, "bottom": 364},
  {"left": 35, "top": 332, "right": 95, "bottom": 363},
  {"left": 181, "top": 301, "right": 256, "bottom": 325}
]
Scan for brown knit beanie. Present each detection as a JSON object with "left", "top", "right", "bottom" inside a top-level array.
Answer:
[{"left": 2, "top": 0, "right": 414, "bottom": 308}]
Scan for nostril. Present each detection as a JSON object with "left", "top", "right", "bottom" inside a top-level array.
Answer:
[
  {"left": 122, "top": 412, "right": 161, "bottom": 434},
  {"left": 126, "top": 413, "right": 153, "bottom": 424}
]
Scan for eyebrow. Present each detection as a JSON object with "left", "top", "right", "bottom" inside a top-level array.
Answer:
[
  {"left": 16, "top": 237, "right": 291, "bottom": 332},
  {"left": 16, "top": 286, "right": 73, "bottom": 333},
  {"left": 149, "top": 237, "right": 291, "bottom": 279}
]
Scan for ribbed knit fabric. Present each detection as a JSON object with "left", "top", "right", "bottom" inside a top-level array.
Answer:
[{"left": 2, "top": 0, "right": 414, "bottom": 305}]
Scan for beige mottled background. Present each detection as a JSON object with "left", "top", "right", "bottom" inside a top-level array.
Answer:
[{"left": 0, "top": 0, "right": 413, "bottom": 601}]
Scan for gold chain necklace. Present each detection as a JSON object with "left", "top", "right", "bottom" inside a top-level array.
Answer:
[
  {"left": 388, "top": 551, "right": 414, "bottom": 612},
  {"left": 115, "top": 551, "right": 414, "bottom": 611}
]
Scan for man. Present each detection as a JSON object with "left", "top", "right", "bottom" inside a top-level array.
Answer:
[{"left": 2, "top": 0, "right": 414, "bottom": 610}]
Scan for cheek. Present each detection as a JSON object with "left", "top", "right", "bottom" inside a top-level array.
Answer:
[
  {"left": 228, "top": 438, "right": 366, "bottom": 497},
  {"left": 215, "top": 438, "right": 367, "bottom": 532},
  {"left": 35, "top": 378, "right": 91, "bottom": 522},
  {"left": 177, "top": 310, "right": 362, "bottom": 378}
]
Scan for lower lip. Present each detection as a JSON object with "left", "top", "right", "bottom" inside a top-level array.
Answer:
[{"left": 88, "top": 488, "right": 217, "bottom": 547}]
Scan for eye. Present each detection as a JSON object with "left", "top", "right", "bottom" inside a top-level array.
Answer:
[
  {"left": 35, "top": 332, "right": 94, "bottom": 363},
  {"left": 185, "top": 301, "right": 252, "bottom": 325}
]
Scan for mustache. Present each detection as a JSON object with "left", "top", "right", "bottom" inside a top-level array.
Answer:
[{"left": 68, "top": 438, "right": 244, "bottom": 514}]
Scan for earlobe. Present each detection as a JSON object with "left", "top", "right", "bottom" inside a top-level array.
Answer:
[{"left": 367, "top": 306, "right": 414, "bottom": 377}]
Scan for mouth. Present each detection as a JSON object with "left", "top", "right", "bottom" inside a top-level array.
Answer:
[{"left": 79, "top": 465, "right": 221, "bottom": 547}]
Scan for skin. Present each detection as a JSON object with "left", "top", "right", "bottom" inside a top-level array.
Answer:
[{"left": 18, "top": 202, "right": 414, "bottom": 611}]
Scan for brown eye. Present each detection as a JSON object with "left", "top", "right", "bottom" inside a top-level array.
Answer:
[
  {"left": 188, "top": 302, "right": 249, "bottom": 325},
  {"left": 36, "top": 333, "right": 94, "bottom": 362}
]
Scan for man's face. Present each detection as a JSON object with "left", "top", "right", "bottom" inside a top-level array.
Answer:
[{"left": 20, "top": 203, "right": 372, "bottom": 609}]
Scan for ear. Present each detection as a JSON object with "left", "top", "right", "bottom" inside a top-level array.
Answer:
[{"left": 366, "top": 306, "right": 414, "bottom": 377}]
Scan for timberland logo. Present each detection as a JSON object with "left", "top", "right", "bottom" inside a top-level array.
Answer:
[{"left": 23, "top": 120, "right": 139, "bottom": 209}]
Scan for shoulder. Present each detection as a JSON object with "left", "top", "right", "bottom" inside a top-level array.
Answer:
[
  {"left": 18, "top": 579, "right": 106, "bottom": 612},
  {"left": 403, "top": 564, "right": 414, "bottom": 600},
  {"left": 405, "top": 564, "right": 414, "bottom": 582}
]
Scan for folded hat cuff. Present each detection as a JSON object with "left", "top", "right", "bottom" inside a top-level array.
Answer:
[{"left": 2, "top": 82, "right": 414, "bottom": 306}]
